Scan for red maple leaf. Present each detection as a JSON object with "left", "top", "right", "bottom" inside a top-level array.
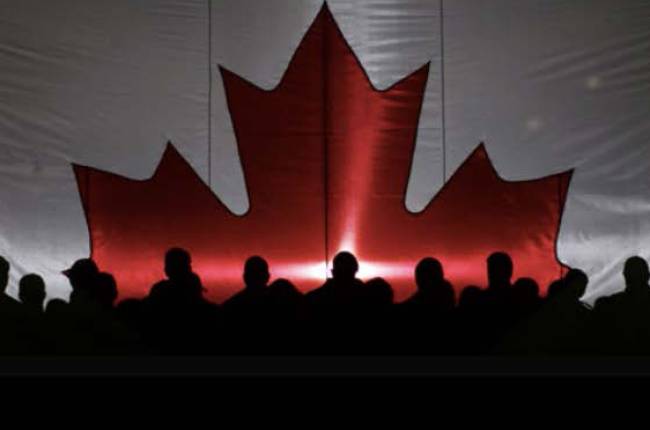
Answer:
[{"left": 73, "top": 4, "right": 572, "bottom": 302}]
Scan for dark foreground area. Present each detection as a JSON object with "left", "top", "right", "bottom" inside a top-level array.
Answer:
[{"left": 0, "top": 249, "right": 649, "bottom": 356}]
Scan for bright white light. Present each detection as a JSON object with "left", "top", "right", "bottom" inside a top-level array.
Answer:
[
  {"left": 526, "top": 117, "right": 543, "bottom": 132},
  {"left": 586, "top": 76, "right": 602, "bottom": 90},
  {"left": 278, "top": 259, "right": 415, "bottom": 283},
  {"left": 356, "top": 261, "right": 412, "bottom": 280},
  {"left": 278, "top": 261, "right": 328, "bottom": 281},
  {"left": 336, "top": 229, "right": 357, "bottom": 256}
]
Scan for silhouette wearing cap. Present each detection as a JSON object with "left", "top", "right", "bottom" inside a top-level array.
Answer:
[{"left": 63, "top": 258, "right": 100, "bottom": 306}]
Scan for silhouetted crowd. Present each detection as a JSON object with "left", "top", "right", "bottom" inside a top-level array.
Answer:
[{"left": 1, "top": 249, "right": 650, "bottom": 356}]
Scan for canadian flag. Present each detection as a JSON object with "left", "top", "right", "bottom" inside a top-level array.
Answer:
[{"left": 0, "top": 0, "right": 648, "bottom": 304}]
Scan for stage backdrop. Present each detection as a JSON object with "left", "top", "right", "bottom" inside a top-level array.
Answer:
[{"left": 0, "top": 0, "right": 648, "bottom": 304}]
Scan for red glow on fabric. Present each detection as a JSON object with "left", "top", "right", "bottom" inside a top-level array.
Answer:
[{"left": 73, "top": 5, "right": 571, "bottom": 303}]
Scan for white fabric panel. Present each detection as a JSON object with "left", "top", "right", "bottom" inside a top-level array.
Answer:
[{"left": 0, "top": 0, "right": 209, "bottom": 299}]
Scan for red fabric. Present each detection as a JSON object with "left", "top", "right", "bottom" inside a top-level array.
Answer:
[{"left": 73, "top": 5, "right": 571, "bottom": 302}]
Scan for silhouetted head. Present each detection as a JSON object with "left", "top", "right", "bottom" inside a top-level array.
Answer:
[
  {"left": 487, "top": 252, "right": 513, "bottom": 289},
  {"left": 458, "top": 285, "right": 483, "bottom": 311},
  {"left": 62, "top": 258, "right": 99, "bottom": 291},
  {"left": 415, "top": 257, "right": 444, "bottom": 292},
  {"left": 365, "top": 277, "right": 394, "bottom": 306},
  {"left": 164, "top": 248, "right": 192, "bottom": 282},
  {"left": 269, "top": 278, "right": 299, "bottom": 296},
  {"left": 18, "top": 274, "right": 46, "bottom": 311},
  {"left": 96, "top": 272, "right": 118, "bottom": 309},
  {"left": 564, "top": 269, "right": 589, "bottom": 300},
  {"left": 244, "top": 256, "right": 270, "bottom": 289},
  {"left": 331, "top": 252, "right": 359, "bottom": 282},
  {"left": 513, "top": 277, "right": 540, "bottom": 305},
  {"left": 268, "top": 278, "right": 302, "bottom": 305},
  {"left": 45, "top": 298, "right": 68, "bottom": 317},
  {"left": 184, "top": 272, "right": 206, "bottom": 299},
  {"left": 0, "top": 256, "right": 8, "bottom": 293},
  {"left": 623, "top": 256, "right": 650, "bottom": 292}
]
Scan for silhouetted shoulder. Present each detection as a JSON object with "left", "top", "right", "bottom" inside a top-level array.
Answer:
[
  {"left": 304, "top": 279, "right": 334, "bottom": 301},
  {"left": 594, "top": 292, "right": 625, "bottom": 310},
  {"left": 0, "top": 294, "right": 21, "bottom": 308},
  {"left": 148, "top": 280, "right": 170, "bottom": 298}
]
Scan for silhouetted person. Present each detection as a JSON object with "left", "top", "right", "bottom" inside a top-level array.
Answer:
[
  {"left": 0, "top": 256, "right": 9, "bottom": 293},
  {"left": 266, "top": 278, "right": 304, "bottom": 317},
  {"left": 265, "top": 278, "right": 306, "bottom": 353},
  {"left": 45, "top": 298, "right": 68, "bottom": 315},
  {"left": 458, "top": 286, "right": 483, "bottom": 312},
  {"left": 399, "top": 258, "right": 455, "bottom": 354},
  {"left": 0, "top": 256, "right": 30, "bottom": 354},
  {"left": 19, "top": 274, "right": 46, "bottom": 313},
  {"left": 365, "top": 278, "right": 394, "bottom": 308},
  {"left": 559, "top": 270, "right": 592, "bottom": 352},
  {"left": 165, "top": 247, "right": 192, "bottom": 279},
  {"left": 403, "top": 258, "right": 455, "bottom": 312},
  {"left": 623, "top": 256, "right": 650, "bottom": 294},
  {"left": 85, "top": 272, "right": 140, "bottom": 354},
  {"left": 149, "top": 248, "right": 203, "bottom": 305},
  {"left": 594, "top": 257, "right": 650, "bottom": 313},
  {"left": 456, "top": 285, "right": 485, "bottom": 354},
  {"left": 306, "top": 252, "right": 364, "bottom": 308},
  {"left": 4, "top": 273, "right": 48, "bottom": 354},
  {"left": 486, "top": 252, "right": 514, "bottom": 292},
  {"left": 512, "top": 277, "right": 542, "bottom": 319},
  {"left": 221, "top": 256, "right": 273, "bottom": 353},
  {"left": 63, "top": 258, "right": 100, "bottom": 307},
  {"left": 563, "top": 269, "right": 589, "bottom": 302},
  {"left": 363, "top": 277, "right": 394, "bottom": 322},
  {"left": 479, "top": 252, "right": 518, "bottom": 352},
  {"left": 114, "top": 298, "right": 150, "bottom": 354},
  {"left": 361, "top": 277, "right": 396, "bottom": 353},
  {"left": 486, "top": 252, "right": 515, "bottom": 302},
  {"left": 57, "top": 258, "right": 110, "bottom": 352},
  {"left": 222, "top": 256, "right": 270, "bottom": 310},
  {"left": 0, "top": 256, "right": 20, "bottom": 308},
  {"left": 498, "top": 270, "right": 591, "bottom": 355},
  {"left": 546, "top": 279, "right": 565, "bottom": 300},
  {"left": 305, "top": 252, "right": 365, "bottom": 353},
  {"left": 144, "top": 248, "right": 218, "bottom": 354},
  {"left": 592, "top": 256, "right": 650, "bottom": 354}
]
